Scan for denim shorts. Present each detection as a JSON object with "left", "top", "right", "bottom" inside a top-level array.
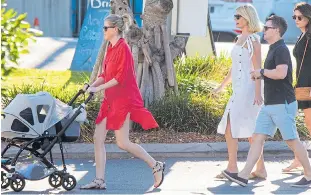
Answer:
[{"left": 254, "top": 101, "right": 299, "bottom": 140}]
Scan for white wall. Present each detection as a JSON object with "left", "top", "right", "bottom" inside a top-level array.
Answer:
[
  {"left": 170, "top": 0, "right": 214, "bottom": 56},
  {"left": 7, "top": 0, "right": 72, "bottom": 37},
  {"left": 171, "top": 0, "right": 209, "bottom": 37}
]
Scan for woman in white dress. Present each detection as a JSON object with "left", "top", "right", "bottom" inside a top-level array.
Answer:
[{"left": 213, "top": 4, "right": 267, "bottom": 179}]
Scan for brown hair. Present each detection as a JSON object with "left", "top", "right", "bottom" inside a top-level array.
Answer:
[
  {"left": 265, "top": 15, "right": 287, "bottom": 37},
  {"left": 294, "top": 2, "right": 311, "bottom": 39}
]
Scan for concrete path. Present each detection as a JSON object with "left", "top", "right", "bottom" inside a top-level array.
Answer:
[
  {"left": 2, "top": 157, "right": 311, "bottom": 194},
  {"left": 2, "top": 141, "right": 310, "bottom": 159},
  {"left": 12, "top": 37, "right": 296, "bottom": 71}
]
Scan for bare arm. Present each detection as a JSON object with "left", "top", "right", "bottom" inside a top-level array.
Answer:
[
  {"left": 262, "top": 65, "right": 288, "bottom": 80},
  {"left": 251, "top": 40, "right": 262, "bottom": 99},
  {"left": 252, "top": 45, "right": 290, "bottom": 81},
  {"left": 262, "top": 46, "right": 289, "bottom": 80},
  {"left": 90, "top": 77, "right": 105, "bottom": 87},
  {"left": 97, "top": 78, "right": 118, "bottom": 91},
  {"left": 219, "top": 68, "right": 232, "bottom": 89}
]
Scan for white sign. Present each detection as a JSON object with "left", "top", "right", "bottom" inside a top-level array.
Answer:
[
  {"left": 88, "top": 0, "right": 111, "bottom": 9},
  {"left": 171, "top": 0, "right": 209, "bottom": 37}
]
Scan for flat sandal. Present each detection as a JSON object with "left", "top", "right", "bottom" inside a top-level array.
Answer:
[
  {"left": 153, "top": 161, "right": 165, "bottom": 188},
  {"left": 80, "top": 178, "right": 106, "bottom": 190}
]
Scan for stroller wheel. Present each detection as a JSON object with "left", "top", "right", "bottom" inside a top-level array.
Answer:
[
  {"left": 61, "top": 174, "right": 76, "bottom": 191},
  {"left": 1, "top": 171, "right": 10, "bottom": 189},
  {"left": 48, "top": 172, "right": 62, "bottom": 188},
  {"left": 9, "top": 174, "right": 25, "bottom": 192}
]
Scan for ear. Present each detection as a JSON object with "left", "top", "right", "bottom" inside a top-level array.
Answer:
[{"left": 276, "top": 28, "right": 280, "bottom": 35}]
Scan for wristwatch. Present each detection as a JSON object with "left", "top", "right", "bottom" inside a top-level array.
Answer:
[{"left": 260, "top": 69, "right": 265, "bottom": 79}]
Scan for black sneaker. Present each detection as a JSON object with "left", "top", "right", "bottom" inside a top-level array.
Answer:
[
  {"left": 222, "top": 170, "right": 248, "bottom": 187},
  {"left": 291, "top": 177, "right": 311, "bottom": 188}
]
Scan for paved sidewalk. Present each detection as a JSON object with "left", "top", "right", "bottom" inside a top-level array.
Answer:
[
  {"left": 12, "top": 37, "right": 296, "bottom": 71},
  {"left": 2, "top": 158, "right": 311, "bottom": 194},
  {"left": 2, "top": 141, "right": 310, "bottom": 159}
]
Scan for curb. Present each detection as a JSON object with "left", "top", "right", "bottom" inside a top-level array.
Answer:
[{"left": 2, "top": 141, "right": 311, "bottom": 159}]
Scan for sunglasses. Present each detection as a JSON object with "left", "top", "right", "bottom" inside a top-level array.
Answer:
[
  {"left": 103, "top": 26, "right": 115, "bottom": 31},
  {"left": 292, "top": 15, "right": 303, "bottom": 21},
  {"left": 234, "top": 14, "right": 242, "bottom": 20},
  {"left": 263, "top": 26, "right": 276, "bottom": 31}
]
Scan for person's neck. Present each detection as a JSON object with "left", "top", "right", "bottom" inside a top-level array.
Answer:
[
  {"left": 300, "top": 27, "right": 307, "bottom": 33},
  {"left": 268, "top": 36, "right": 282, "bottom": 45},
  {"left": 110, "top": 36, "right": 121, "bottom": 47},
  {"left": 241, "top": 27, "right": 252, "bottom": 36}
]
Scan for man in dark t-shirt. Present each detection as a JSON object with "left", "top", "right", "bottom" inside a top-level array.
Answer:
[{"left": 222, "top": 15, "right": 311, "bottom": 187}]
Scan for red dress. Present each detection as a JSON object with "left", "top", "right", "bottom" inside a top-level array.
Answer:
[{"left": 95, "top": 38, "right": 159, "bottom": 130}]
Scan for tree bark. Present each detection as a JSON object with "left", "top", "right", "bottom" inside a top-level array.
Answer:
[
  {"left": 90, "top": 40, "right": 108, "bottom": 83},
  {"left": 90, "top": 0, "right": 186, "bottom": 105}
]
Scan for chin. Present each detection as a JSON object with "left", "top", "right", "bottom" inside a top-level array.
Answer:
[{"left": 263, "top": 36, "right": 268, "bottom": 41}]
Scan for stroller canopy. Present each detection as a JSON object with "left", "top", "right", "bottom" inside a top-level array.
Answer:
[{"left": 2, "top": 92, "right": 72, "bottom": 136}]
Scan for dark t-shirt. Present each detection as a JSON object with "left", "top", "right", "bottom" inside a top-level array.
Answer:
[{"left": 263, "top": 39, "right": 296, "bottom": 105}]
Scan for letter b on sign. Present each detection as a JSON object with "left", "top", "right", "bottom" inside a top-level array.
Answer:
[{"left": 89, "top": 0, "right": 110, "bottom": 9}]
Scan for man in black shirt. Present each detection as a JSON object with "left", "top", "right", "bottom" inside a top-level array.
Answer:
[{"left": 222, "top": 15, "right": 311, "bottom": 187}]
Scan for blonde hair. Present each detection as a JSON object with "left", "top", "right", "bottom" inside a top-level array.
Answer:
[
  {"left": 104, "top": 14, "right": 133, "bottom": 34},
  {"left": 236, "top": 4, "right": 262, "bottom": 33}
]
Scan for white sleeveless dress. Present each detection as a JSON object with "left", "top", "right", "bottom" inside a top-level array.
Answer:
[{"left": 217, "top": 34, "right": 263, "bottom": 138}]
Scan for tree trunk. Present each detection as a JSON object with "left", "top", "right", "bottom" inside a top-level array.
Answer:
[{"left": 90, "top": 0, "right": 186, "bottom": 105}]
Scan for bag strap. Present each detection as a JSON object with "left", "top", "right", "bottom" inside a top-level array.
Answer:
[{"left": 295, "top": 39, "right": 309, "bottom": 88}]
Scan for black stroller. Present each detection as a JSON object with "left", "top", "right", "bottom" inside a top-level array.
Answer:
[{"left": 1, "top": 89, "right": 93, "bottom": 192}]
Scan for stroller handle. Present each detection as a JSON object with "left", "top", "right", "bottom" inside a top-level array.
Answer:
[
  {"left": 84, "top": 92, "right": 94, "bottom": 104},
  {"left": 68, "top": 84, "right": 91, "bottom": 106}
]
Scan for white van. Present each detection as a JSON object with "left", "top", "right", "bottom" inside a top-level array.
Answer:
[{"left": 209, "top": 0, "right": 309, "bottom": 43}]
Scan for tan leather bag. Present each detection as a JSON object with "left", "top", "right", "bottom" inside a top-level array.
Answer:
[{"left": 295, "top": 39, "right": 311, "bottom": 101}]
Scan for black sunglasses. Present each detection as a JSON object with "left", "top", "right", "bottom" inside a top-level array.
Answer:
[
  {"left": 234, "top": 14, "right": 242, "bottom": 20},
  {"left": 292, "top": 15, "right": 303, "bottom": 21},
  {"left": 103, "top": 26, "right": 115, "bottom": 31},
  {"left": 263, "top": 26, "right": 276, "bottom": 31}
]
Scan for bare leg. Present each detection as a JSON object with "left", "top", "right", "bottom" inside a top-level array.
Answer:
[
  {"left": 80, "top": 118, "right": 108, "bottom": 189},
  {"left": 283, "top": 108, "right": 311, "bottom": 172},
  {"left": 286, "top": 139, "right": 311, "bottom": 180},
  {"left": 114, "top": 113, "right": 156, "bottom": 167},
  {"left": 94, "top": 118, "right": 108, "bottom": 180},
  {"left": 238, "top": 134, "right": 267, "bottom": 179},
  {"left": 224, "top": 116, "right": 239, "bottom": 173},
  {"left": 304, "top": 108, "right": 311, "bottom": 134},
  {"left": 248, "top": 137, "right": 267, "bottom": 179},
  {"left": 114, "top": 113, "right": 165, "bottom": 188}
]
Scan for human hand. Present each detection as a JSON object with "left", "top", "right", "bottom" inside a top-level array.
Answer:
[
  {"left": 211, "top": 86, "right": 223, "bottom": 97},
  {"left": 82, "top": 83, "right": 90, "bottom": 92},
  {"left": 86, "top": 86, "right": 99, "bottom": 93},
  {"left": 250, "top": 70, "right": 261, "bottom": 80},
  {"left": 253, "top": 94, "right": 263, "bottom": 105}
]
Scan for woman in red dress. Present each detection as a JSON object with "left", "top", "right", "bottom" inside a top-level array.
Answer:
[{"left": 80, "top": 14, "right": 165, "bottom": 190}]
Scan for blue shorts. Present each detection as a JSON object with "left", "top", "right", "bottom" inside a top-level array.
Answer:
[{"left": 254, "top": 101, "right": 299, "bottom": 140}]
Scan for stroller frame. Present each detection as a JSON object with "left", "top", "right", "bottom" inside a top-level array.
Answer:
[{"left": 1, "top": 89, "right": 93, "bottom": 192}]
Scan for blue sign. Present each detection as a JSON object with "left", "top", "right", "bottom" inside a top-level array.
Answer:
[
  {"left": 128, "top": 0, "right": 143, "bottom": 27},
  {"left": 71, "top": 0, "right": 111, "bottom": 71}
]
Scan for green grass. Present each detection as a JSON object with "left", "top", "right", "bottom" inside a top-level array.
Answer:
[
  {"left": 1, "top": 68, "right": 91, "bottom": 109},
  {"left": 2, "top": 68, "right": 90, "bottom": 89}
]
